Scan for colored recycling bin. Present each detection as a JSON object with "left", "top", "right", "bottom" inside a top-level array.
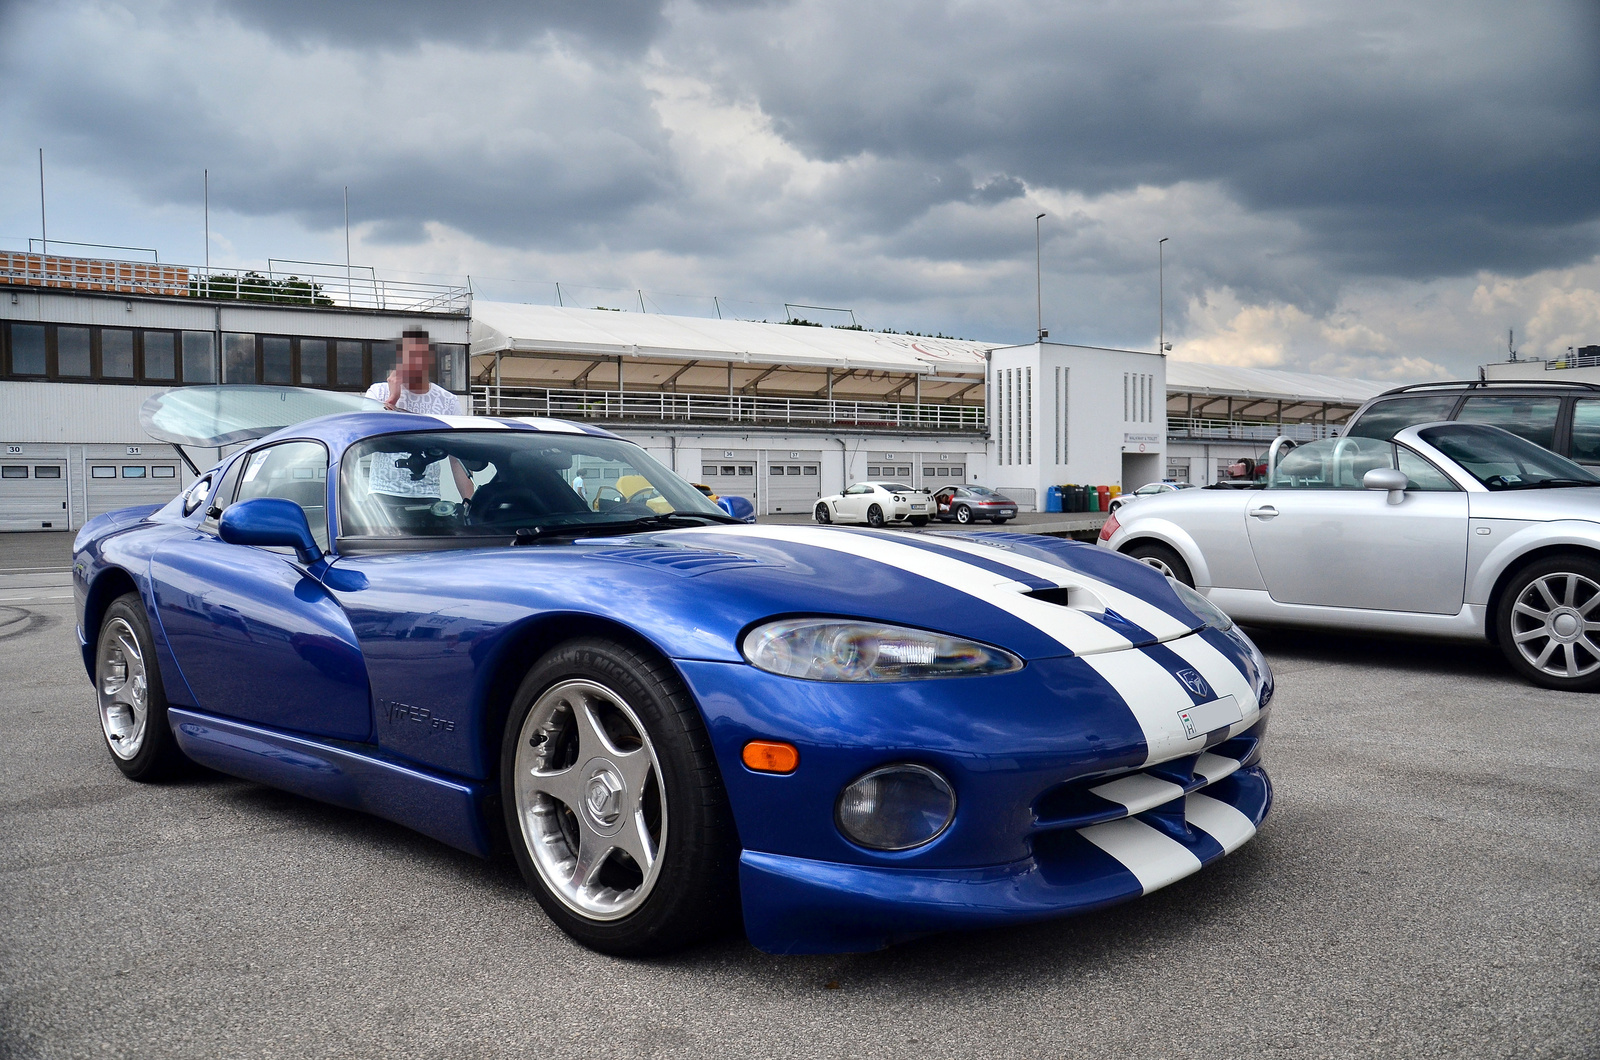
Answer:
[
  {"left": 1085, "top": 485, "right": 1099, "bottom": 513},
  {"left": 1045, "top": 485, "right": 1063, "bottom": 513},
  {"left": 1096, "top": 485, "right": 1110, "bottom": 511}
]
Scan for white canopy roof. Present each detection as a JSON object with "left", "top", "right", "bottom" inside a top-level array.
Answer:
[
  {"left": 471, "top": 301, "right": 990, "bottom": 376},
  {"left": 1166, "top": 360, "right": 1386, "bottom": 406}
]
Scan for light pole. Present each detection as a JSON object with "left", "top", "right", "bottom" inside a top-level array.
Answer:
[
  {"left": 1158, "top": 237, "right": 1170, "bottom": 354},
  {"left": 1035, "top": 212, "right": 1048, "bottom": 342}
]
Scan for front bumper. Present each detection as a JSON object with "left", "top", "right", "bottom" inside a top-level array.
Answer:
[{"left": 741, "top": 762, "right": 1271, "bottom": 953}]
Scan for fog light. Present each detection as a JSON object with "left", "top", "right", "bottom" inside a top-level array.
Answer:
[{"left": 835, "top": 764, "right": 955, "bottom": 851}]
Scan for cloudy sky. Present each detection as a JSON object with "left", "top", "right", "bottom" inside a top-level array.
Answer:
[{"left": 1, "top": 0, "right": 1596, "bottom": 380}]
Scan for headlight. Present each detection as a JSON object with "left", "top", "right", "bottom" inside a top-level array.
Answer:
[
  {"left": 836, "top": 764, "right": 956, "bottom": 850},
  {"left": 1168, "top": 577, "right": 1234, "bottom": 631},
  {"left": 742, "top": 618, "right": 1023, "bottom": 681}
]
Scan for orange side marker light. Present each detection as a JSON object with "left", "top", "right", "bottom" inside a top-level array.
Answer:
[{"left": 743, "top": 740, "right": 799, "bottom": 774}]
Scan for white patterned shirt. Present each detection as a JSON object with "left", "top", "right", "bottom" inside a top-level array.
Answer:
[{"left": 363, "top": 383, "right": 464, "bottom": 498}]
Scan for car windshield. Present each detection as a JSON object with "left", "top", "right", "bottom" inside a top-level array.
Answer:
[
  {"left": 1418, "top": 423, "right": 1600, "bottom": 490},
  {"left": 340, "top": 430, "right": 729, "bottom": 543}
]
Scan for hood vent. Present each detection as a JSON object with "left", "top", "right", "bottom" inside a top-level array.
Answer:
[
  {"left": 580, "top": 546, "right": 762, "bottom": 578},
  {"left": 1023, "top": 586, "right": 1106, "bottom": 614}
]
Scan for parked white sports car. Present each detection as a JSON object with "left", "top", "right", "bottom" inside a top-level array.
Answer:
[
  {"left": 1100, "top": 422, "right": 1600, "bottom": 691},
  {"left": 815, "top": 481, "right": 932, "bottom": 527}
]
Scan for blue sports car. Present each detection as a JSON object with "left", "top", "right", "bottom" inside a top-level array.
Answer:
[{"left": 75, "top": 386, "right": 1273, "bottom": 955}]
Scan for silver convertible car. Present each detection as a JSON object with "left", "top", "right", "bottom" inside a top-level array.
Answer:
[{"left": 1100, "top": 421, "right": 1600, "bottom": 691}]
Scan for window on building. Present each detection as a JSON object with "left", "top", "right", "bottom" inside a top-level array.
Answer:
[
  {"left": 1, "top": 466, "right": 27, "bottom": 479},
  {"left": 298, "top": 338, "right": 329, "bottom": 387},
  {"left": 261, "top": 336, "right": 293, "bottom": 384},
  {"left": 720, "top": 465, "right": 736, "bottom": 475},
  {"left": 438, "top": 343, "right": 467, "bottom": 393},
  {"left": 738, "top": 465, "right": 753, "bottom": 476},
  {"left": 57, "top": 326, "right": 92, "bottom": 377},
  {"left": 866, "top": 465, "right": 881, "bottom": 476},
  {"left": 122, "top": 466, "right": 147, "bottom": 478},
  {"left": 34, "top": 465, "right": 61, "bottom": 478},
  {"left": 700, "top": 465, "right": 718, "bottom": 477},
  {"left": 144, "top": 332, "right": 176, "bottom": 380},
  {"left": 223, "top": 333, "right": 256, "bottom": 383},
  {"left": 336, "top": 341, "right": 364, "bottom": 388},
  {"left": 7, "top": 323, "right": 46, "bottom": 375},
  {"left": 372, "top": 341, "right": 398, "bottom": 382},
  {"left": 151, "top": 465, "right": 176, "bottom": 478},
  {"left": 183, "top": 331, "right": 216, "bottom": 384},
  {"left": 102, "top": 329, "right": 134, "bottom": 378},
  {"left": 91, "top": 466, "right": 115, "bottom": 479},
  {"left": 770, "top": 465, "right": 785, "bottom": 475},
  {"left": 803, "top": 465, "right": 817, "bottom": 475}
]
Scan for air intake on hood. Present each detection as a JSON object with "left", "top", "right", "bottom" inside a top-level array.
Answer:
[{"left": 1023, "top": 586, "right": 1107, "bottom": 613}]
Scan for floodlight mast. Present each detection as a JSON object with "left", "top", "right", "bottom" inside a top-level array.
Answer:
[
  {"left": 1159, "top": 237, "right": 1170, "bottom": 354},
  {"left": 1035, "top": 212, "right": 1047, "bottom": 342}
]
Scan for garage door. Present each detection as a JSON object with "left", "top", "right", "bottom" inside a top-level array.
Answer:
[
  {"left": 0, "top": 461, "right": 69, "bottom": 531},
  {"left": 763, "top": 451, "right": 821, "bottom": 515},
  {"left": 85, "top": 461, "right": 183, "bottom": 519},
  {"left": 700, "top": 452, "right": 756, "bottom": 509}
]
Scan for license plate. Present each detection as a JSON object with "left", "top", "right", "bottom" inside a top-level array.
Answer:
[
  {"left": 999, "top": 509, "right": 1015, "bottom": 516},
  {"left": 911, "top": 504, "right": 925, "bottom": 510},
  {"left": 1177, "top": 694, "right": 1242, "bottom": 740}
]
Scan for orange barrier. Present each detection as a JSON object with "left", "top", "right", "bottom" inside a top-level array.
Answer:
[{"left": 0, "top": 252, "right": 189, "bottom": 297}]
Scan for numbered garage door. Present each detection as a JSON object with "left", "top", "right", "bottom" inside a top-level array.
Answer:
[
  {"left": 763, "top": 451, "right": 821, "bottom": 515},
  {"left": 0, "top": 461, "right": 69, "bottom": 531},
  {"left": 700, "top": 451, "right": 757, "bottom": 508},
  {"left": 84, "top": 462, "right": 183, "bottom": 519}
]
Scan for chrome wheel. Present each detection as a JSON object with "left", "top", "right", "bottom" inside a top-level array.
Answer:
[
  {"left": 512, "top": 679, "right": 667, "bottom": 921},
  {"left": 1509, "top": 571, "right": 1600, "bottom": 679},
  {"left": 97, "top": 617, "right": 149, "bottom": 760}
]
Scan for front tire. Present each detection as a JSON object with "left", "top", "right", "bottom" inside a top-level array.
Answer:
[
  {"left": 500, "top": 637, "right": 738, "bottom": 954},
  {"left": 866, "top": 505, "right": 886, "bottom": 528},
  {"left": 1123, "top": 541, "right": 1194, "bottom": 587},
  {"left": 96, "top": 593, "right": 187, "bottom": 781},
  {"left": 814, "top": 503, "right": 831, "bottom": 525},
  {"left": 1496, "top": 555, "right": 1600, "bottom": 691}
]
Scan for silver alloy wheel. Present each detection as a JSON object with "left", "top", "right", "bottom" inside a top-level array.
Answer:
[
  {"left": 512, "top": 679, "right": 667, "bottom": 921},
  {"left": 1136, "top": 554, "right": 1176, "bottom": 578},
  {"left": 1510, "top": 571, "right": 1600, "bottom": 679},
  {"left": 97, "top": 617, "right": 149, "bottom": 760}
]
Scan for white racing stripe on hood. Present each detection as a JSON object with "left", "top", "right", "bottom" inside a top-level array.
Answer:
[
  {"left": 922, "top": 535, "right": 1196, "bottom": 640},
  {"left": 1161, "top": 633, "right": 1262, "bottom": 738},
  {"left": 701, "top": 524, "right": 1134, "bottom": 656}
]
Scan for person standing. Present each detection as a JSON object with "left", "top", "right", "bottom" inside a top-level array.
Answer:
[{"left": 363, "top": 328, "right": 475, "bottom": 516}]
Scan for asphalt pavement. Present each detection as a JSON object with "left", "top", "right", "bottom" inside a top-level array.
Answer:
[{"left": 0, "top": 540, "right": 1595, "bottom": 1058}]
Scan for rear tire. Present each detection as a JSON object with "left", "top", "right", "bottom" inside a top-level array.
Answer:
[
  {"left": 866, "top": 505, "right": 886, "bottom": 528},
  {"left": 1496, "top": 555, "right": 1600, "bottom": 692},
  {"left": 96, "top": 593, "right": 187, "bottom": 782},
  {"left": 814, "top": 503, "right": 831, "bottom": 525},
  {"left": 500, "top": 637, "right": 738, "bottom": 954},
  {"left": 954, "top": 505, "right": 973, "bottom": 525},
  {"left": 1123, "top": 541, "right": 1193, "bottom": 587}
]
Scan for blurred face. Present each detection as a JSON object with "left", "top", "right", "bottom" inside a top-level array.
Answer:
[{"left": 400, "top": 336, "right": 432, "bottom": 384}]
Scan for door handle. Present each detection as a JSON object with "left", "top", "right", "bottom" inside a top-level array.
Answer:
[{"left": 1249, "top": 506, "right": 1279, "bottom": 520}]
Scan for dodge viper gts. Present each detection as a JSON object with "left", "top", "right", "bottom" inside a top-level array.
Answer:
[{"left": 76, "top": 386, "right": 1273, "bottom": 955}]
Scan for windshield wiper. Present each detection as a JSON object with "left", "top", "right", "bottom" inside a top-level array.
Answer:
[{"left": 510, "top": 510, "right": 742, "bottom": 546}]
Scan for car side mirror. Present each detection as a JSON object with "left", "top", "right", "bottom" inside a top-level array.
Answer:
[
  {"left": 219, "top": 497, "right": 323, "bottom": 564},
  {"left": 1363, "top": 467, "right": 1409, "bottom": 505}
]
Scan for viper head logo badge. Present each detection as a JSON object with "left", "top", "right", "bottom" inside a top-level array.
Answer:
[{"left": 1176, "top": 668, "right": 1210, "bottom": 698}]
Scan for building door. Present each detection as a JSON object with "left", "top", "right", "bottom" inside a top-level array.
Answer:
[
  {"left": 0, "top": 460, "right": 69, "bottom": 531},
  {"left": 762, "top": 450, "right": 821, "bottom": 514}
]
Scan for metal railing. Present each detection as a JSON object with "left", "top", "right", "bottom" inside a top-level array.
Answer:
[
  {"left": 1168, "top": 416, "right": 1342, "bottom": 442},
  {"left": 477, "top": 384, "right": 987, "bottom": 431},
  {"left": 0, "top": 251, "right": 470, "bottom": 315},
  {"left": 1547, "top": 352, "right": 1600, "bottom": 370}
]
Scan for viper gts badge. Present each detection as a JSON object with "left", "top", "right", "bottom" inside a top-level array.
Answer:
[{"left": 1176, "top": 668, "right": 1211, "bottom": 698}]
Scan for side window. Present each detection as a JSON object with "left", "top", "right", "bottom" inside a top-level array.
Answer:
[
  {"left": 1455, "top": 396, "right": 1560, "bottom": 451},
  {"left": 232, "top": 441, "right": 331, "bottom": 551},
  {"left": 1570, "top": 399, "right": 1600, "bottom": 463},
  {"left": 1345, "top": 395, "right": 1460, "bottom": 440},
  {"left": 1271, "top": 438, "right": 1392, "bottom": 489},
  {"left": 1394, "top": 446, "right": 1458, "bottom": 491}
]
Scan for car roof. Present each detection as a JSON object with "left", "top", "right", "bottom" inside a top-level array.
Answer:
[
  {"left": 1369, "top": 379, "right": 1600, "bottom": 399},
  {"left": 255, "top": 411, "right": 622, "bottom": 456}
]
